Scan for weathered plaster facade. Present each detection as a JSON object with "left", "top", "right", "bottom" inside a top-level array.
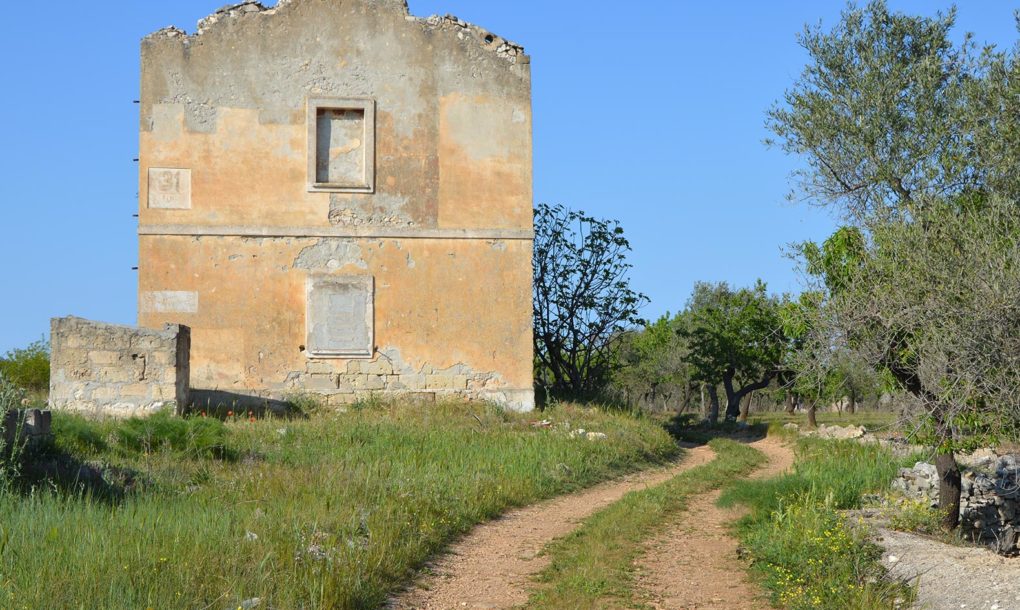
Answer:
[{"left": 138, "top": 0, "right": 534, "bottom": 410}]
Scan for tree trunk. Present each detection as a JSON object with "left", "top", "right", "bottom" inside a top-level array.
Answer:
[
  {"left": 706, "top": 385, "right": 720, "bottom": 425},
  {"left": 784, "top": 391, "right": 795, "bottom": 414},
  {"left": 847, "top": 389, "right": 856, "bottom": 415},
  {"left": 723, "top": 368, "right": 773, "bottom": 422},
  {"left": 724, "top": 395, "right": 741, "bottom": 421},
  {"left": 807, "top": 400, "right": 818, "bottom": 428},
  {"left": 935, "top": 452, "right": 962, "bottom": 530},
  {"left": 722, "top": 370, "right": 741, "bottom": 421},
  {"left": 738, "top": 392, "right": 752, "bottom": 422}
]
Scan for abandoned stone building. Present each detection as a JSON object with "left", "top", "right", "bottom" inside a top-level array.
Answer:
[{"left": 130, "top": 0, "right": 535, "bottom": 411}]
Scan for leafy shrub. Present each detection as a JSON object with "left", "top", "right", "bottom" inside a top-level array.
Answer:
[
  {"left": 0, "top": 339, "right": 50, "bottom": 392},
  {"left": 0, "top": 372, "right": 25, "bottom": 412},
  {"left": 115, "top": 411, "right": 228, "bottom": 458},
  {"left": 888, "top": 499, "right": 947, "bottom": 536}
]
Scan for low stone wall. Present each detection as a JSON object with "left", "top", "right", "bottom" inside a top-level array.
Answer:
[
  {"left": 894, "top": 456, "right": 1020, "bottom": 555},
  {"left": 49, "top": 317, "right": 190, "bottom": 417},
  {"left": 785, "top": 423, "right": 1020, "bottom": 553}
]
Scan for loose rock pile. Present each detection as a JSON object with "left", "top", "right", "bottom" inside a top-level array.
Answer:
[
  {"left": 808, "top": 423, "right": 868, "bottom": 440},
  {"left": 893, "top": 456, "right": 1020, "bottom": 555}
]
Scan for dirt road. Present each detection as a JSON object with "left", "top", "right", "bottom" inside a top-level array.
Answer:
[
  {"left": 633, "top": 438, "right": 794, "bottom": 609},
  {"left": 390, "top": 445, "right": 716, "bottom": 610}
]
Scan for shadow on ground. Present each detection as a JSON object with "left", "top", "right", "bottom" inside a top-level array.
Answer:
[
  {"left": 9, "top": 442, "right": 141, "bottom": 504},
  {"left": 663, "top": 413, "right": 768, "bottom": 446},
  {"left": 187, "top": 389, "right": 306, "bottom": 419}
]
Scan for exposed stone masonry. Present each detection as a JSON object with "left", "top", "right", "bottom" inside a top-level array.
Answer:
[
  {"left": 278, "top": 348, "right": 530, "bottom": 409},
  {"left": 154, "top": 1, "right": 529, "bottom": 66},
  {"left": 49, "top": 317, "right": 190, "bottom": 417},
  {"left": 894, "top": 455, "right": 1020, "bottom": 555}
]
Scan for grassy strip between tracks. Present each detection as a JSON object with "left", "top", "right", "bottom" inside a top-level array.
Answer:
[{"left": 526, "top": 437, "right": 765, "bottom": 609}]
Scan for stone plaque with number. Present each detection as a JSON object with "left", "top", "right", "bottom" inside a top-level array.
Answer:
[{"left": 147, "top": 168, "right": 192, "bottom": 210}]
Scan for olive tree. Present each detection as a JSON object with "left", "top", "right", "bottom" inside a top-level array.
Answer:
[
  {"left": 771, "top": 1, "right": 1020, "bottom": 528},
  {"left": 611, "top": 314, "right": 694, "bottom": 412}
]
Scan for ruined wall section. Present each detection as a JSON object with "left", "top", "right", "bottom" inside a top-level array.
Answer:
[
  {"left": 49, "top": 317, "right": 190, "bottom": 417},
  {"left": 138, "top": 0, "right": 534, "bottom": 412}
]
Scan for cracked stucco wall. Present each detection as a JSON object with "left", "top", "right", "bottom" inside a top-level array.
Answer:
[
  {"left": 49, "top": 317, "right": 190, "bottom": 417},
  {"left": 138, "top": 0, "right": 535, "bottom": 412}
]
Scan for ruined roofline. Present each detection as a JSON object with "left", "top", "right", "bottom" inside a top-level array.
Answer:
[{"left": 144, "top": 0, "right": 527, "bottom": 65}]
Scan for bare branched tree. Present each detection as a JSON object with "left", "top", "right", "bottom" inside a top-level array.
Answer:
[{"left": 533, "top": 203, "right": 647, "bottom": 401}]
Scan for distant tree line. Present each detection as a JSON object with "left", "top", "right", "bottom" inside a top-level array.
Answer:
[{"left": 0, "top": 339, "right": 49, "bottom": 394}]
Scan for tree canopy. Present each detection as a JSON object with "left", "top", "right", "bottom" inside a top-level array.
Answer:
[
  {"left": 681, "top": 281, "right": 788, "bottom": 422},
  {"left": 771, "top": 0, "right": 1020, "bottom": 528}
]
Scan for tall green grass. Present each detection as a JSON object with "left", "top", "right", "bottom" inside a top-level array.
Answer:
[
  {"left": 750, "top": 410, "right": 898, "bottom": 433},
  {"left": 0, "top": 401, "right": 677, "bottom": 609},
  {"left": 526, "top": 438, "right": 765, "bottom": 609},
  {"left": 719, "top": 438, "right": 910, "bottom": 609}
]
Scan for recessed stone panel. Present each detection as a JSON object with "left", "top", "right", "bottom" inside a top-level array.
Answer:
[
  {"left": 307, "top": 98, "right": 375, "bottom": 193},
  {"left": 141, "top": 291, "right": 199, "bottom": 314},
  {"left": 306, "top": 275, "right": 374, "bottom": 358},
  {"left": 317, "top": 109, "right": 365, "bottom": 184},
  {"left": 147, "top": 168, "right": 192, "bottom": 209}
]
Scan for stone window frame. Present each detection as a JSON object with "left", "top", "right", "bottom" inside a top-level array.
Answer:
[
  {"left": 305, "top": 274, "right": 375, "bottom": 359},
  {"left": 306, "top": 97, "right": 376, "bottom": 194}
]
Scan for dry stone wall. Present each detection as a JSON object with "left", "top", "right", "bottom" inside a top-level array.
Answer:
[
  {"left": 786, "top": 423, "right": 1020, "bottom": 553},
  {"left": 49, "top": 317, "right": 190, "bottom": 417},
  {"left": 894, "top": 456, "right": 1020, "bottom": 555}
]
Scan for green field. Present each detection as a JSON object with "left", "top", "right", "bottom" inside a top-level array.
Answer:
[{"left": 0, "top": 401, "right": 677, "bottom": 610}]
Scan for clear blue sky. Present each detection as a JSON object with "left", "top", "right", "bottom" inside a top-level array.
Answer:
[{"left": 0, "top": 1, "right": 1015, "bottom": 353}]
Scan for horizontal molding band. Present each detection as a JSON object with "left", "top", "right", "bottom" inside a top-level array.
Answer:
[{"left": 139, "top": 225, "right": 535, "bottom": 240}]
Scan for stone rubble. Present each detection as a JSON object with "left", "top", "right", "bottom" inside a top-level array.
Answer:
[
  {"left": 2, "top": 409, "right": 52, "bottom": 450},
  {"left": 804, "top": 423, "right": 868, "bottom": 440},
  {"left": 568, "top": 428, "right": 607, "bottom": 441},
  {"left": 156, "top": 1, "right": 529, "bottom": 66},
  {"left": 419, "top": 14, "right": 527, "bottom": 64}
]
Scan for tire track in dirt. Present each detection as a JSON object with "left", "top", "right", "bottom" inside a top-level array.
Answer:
[
  {"left": 390, "top": 445, "right": 716, "bottom": 610},
  {"left": 633, "top": 438, "right": 795, "bottom": 610}
]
